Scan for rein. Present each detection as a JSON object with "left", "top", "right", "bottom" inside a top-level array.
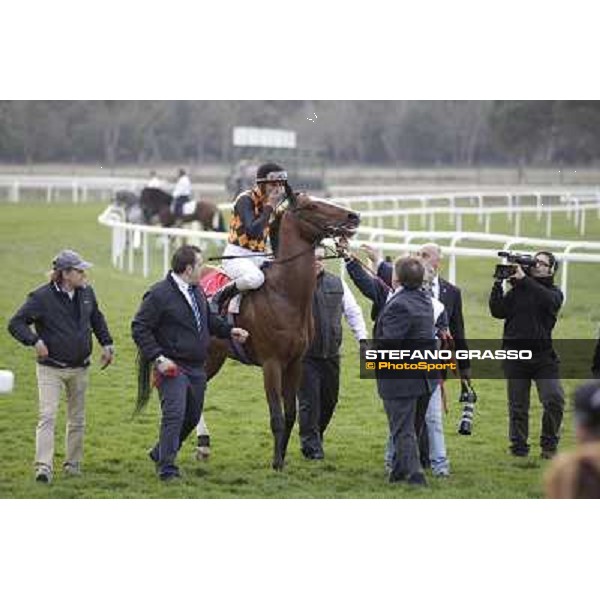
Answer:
[{"left": 207, "top": 198, "right": 351, "bottom": 264}]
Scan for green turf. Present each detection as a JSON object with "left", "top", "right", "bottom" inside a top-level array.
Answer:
[{"left": 1, "top": 200, "right": 598, "bottom": 498}]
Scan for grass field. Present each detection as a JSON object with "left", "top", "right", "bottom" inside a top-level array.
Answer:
[{"left": 1, "top": 200, "right": 599, "bottom": 498}]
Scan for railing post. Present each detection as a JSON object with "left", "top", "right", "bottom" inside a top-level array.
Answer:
[
  {"left": 560, "top": 245, "right": 575, "bottom": 304},
  {"left": 448, "top": 235, "right": 461, "bottom": 284},
  {"left": 128, "top": 230, "right": 134, "bottom": 273},
  {"left": 11, "top": 181, "right": 19, "bottom": 203},
  {"left": 163, "top": 235, "right": 170, "bottom": 274},
  {"left": 143, "top": 232, "right": 149, "bottom": 278}
]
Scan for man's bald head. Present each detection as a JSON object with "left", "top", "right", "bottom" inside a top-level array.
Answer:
[{"left": 419, "top": 243, "right": 442, "bottom": 273}]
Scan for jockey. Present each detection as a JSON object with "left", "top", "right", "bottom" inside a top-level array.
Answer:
[
  {"left": 172, "top": 168, "right": 192, "bottom": 219},
  {"left": 210, "top": 162, "right": 289, "bottom": 312}
]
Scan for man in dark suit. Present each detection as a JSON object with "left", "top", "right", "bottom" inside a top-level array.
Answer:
[
  {"left": 376, "top": 243, "right": 471, "bottom": 381},
  {"left": 376, "top": 257, "right": 436, "bottom": 485},
  {"left": 417, "top": 243, "right": 471, "bottom": 380},
  {"left": 132, "top": 245, "right": 248, "bottom": 480}
]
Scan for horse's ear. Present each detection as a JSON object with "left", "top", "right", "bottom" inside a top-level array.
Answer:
[{"left": 284, "top": 183, "right": 299, "bottom": 208}]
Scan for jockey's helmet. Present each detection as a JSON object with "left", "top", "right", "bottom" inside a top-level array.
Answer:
[{"left": 255, "top": 163, "right": 288, "bottom": 184}]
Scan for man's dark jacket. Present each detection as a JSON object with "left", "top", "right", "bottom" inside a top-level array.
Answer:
[
  {"left": 8, "top": 283, "right": 113, "bottom": 368},
  {"left": 131, "top": 273, "right": 232, "bottom": 367},
  {"left": 489, "top": 275, "right": 563, "bottom": 352},
  {"left": 378, "top": 260, "right": 470, "bottom": 371},
  {"left": 375, "top": 287, "right": 436, "bottom": 400}
]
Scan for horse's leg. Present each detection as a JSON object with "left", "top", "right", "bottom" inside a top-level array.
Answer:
[
  {"left": 263, "top": 359, "right": 285, "bottom": 470},
  {"left": 205, "top": 339, "right": 228, "bottom": 381},
  {"left": 280, "top": 358, "right": 303, "bottom": 461},
  {"left": 195, "top": 339, "right": 228, "bottom": 460}
]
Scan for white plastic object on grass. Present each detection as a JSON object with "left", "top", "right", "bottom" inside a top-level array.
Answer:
[{"left": 0, "top": 370, "right": 14, "bottom": 394}]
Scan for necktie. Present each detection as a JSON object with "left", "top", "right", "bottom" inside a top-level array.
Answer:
[{"left": 188, "top": 285, "right": 203, "bottom": 332}]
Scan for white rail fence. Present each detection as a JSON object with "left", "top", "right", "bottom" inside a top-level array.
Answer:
[
  {"left": 351, "top": 227, "right": 600, "bottom": 302},
  {"left": 98, "top": 187, "right": 600, "bottom": 303},
  {"left": 99, "top": 205, "right": 227, "bottom": 278},
  {"left": 0, "top": 175, "right": 223, "bottom": 203}
]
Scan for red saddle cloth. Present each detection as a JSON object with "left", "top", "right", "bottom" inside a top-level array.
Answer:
[{"left": 198, "top": 268, "right": 231, "bottom": 299}]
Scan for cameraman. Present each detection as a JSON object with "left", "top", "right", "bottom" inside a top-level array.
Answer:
[{"left": 489, "top": 251, "right": 565, "bottom": 459}]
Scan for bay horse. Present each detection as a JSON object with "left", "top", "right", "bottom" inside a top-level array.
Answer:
[
  {"left": 201, "top": 193, "right": 360, "bottom": 470},
  {"left": 139, "top": 187, "right": 226, "bottom": 231}
]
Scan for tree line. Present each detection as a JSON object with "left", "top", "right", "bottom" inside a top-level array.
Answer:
[{"left": 0, "top": 100, "right": 598, "bottom": 167}]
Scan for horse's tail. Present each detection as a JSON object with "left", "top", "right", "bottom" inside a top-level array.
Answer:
[{"left": 134, "top": 350, "right": 153, "bottom": 416}]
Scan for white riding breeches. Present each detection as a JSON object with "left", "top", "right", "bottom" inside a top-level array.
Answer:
[{"left": 221, "top": 243, "right": 266, "bottom": 291}]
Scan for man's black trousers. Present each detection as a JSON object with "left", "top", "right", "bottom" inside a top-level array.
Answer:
[
  {"left": 297, "top": 356, "right": 340, "bottom": 457},
  {"left": 150, "top": 365, "right": 207, "bottom": 477},
  {"left": 503, "top": 354, "right": 564, "bottom": 456}
]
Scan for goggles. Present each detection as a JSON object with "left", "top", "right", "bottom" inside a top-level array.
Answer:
[{"left": 256, "top": 171, "right": 288, "bottom": 184}]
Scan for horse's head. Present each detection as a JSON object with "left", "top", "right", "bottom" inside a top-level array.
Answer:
[
  {"left": 288, "top": 192, "right": 360, "bottom": 243},
  {"left": 114, "top": 190, "right": 138, "bottom": 208}
]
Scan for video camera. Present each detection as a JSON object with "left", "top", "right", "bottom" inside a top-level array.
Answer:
[{"left": 493, "top": 251, "right": 538, "bottom": 280}]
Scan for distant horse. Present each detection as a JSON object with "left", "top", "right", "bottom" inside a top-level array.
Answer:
[
  {"left": 113, "top": 190, "right": 145, "bottom": 224},
  {"left": 139, "top": 187, "right": 226, "bottom": 232},
  {"left": 200, "top": 193, "right": 360, "bottom": 470}
]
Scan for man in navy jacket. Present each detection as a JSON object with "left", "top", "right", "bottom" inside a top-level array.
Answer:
[
  {"left": 132, "top": 245, "right": 248, "bottom": 480},
  {"left": 377, "top": 244, "right": 470, "bottom": 380},
  {"left": 376, "top": 257, "right": 436, "bottom": 485}
]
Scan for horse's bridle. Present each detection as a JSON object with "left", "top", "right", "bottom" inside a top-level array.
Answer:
[
  {"left": 288, "top": 203, "right": 357, "bottom": 241},
  {"left": 207, "top": 197, "right": 357, "bottom": 265},
  {"left": 267, "top": 204, "right": 356, "bottom": 265}
]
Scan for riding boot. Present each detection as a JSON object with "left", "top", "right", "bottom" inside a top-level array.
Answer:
[{"left": 209, "top": 282, "right": 239, "bottom": 314}]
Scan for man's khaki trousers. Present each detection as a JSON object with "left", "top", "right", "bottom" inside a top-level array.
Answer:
[{"left": 35, "top": 364, "right": 89, "bottom": 471}]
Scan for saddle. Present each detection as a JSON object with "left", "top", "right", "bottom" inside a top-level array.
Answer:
[
  {"left": 198, "top": 267, "right": 243, "bottom": 315},
  {"left": 198, "top": 262, "right": 272, "bottom": 314},
  {"left": 181, "top": 199, "right": 197, "bottom": 216},
  {"left": 198, "top": 267, "right": 256, "bottom": 365}
]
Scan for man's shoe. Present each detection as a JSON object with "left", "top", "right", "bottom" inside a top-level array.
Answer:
[
  {"left": 301, "top": 447, "right": 324, "bottom": 460},
  {"left": 407, "top": 472, "right": 428, "bottom": 486},
  {"left": 63, "top": 463, "right": 82, "bottom": 476},
  {"left": 541, "top": 449, "right": 557, "bottom": 460},
  {"left": 432, "top": 470, "right": 450, "bottom": 478},
  {"left": 35, "top": 466, "right": 52, "bottom": 484},
  {"left": 510, "top": 449, "right": 530, "bottom": 458},
  {"left": 159, "top": 471, "right": 181, "bottom": 482}
]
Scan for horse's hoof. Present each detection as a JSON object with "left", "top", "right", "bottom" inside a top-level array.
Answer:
[{"left": 195, "top": 446, "right": 211, "bottom": 461}]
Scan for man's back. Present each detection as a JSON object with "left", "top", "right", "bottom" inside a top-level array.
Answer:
[
  {"left": 376, "top": 288, "right": 435, "bottom": 400},
  {"left": 377, "top": 287, "right": 434, "bottom": 341}
]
